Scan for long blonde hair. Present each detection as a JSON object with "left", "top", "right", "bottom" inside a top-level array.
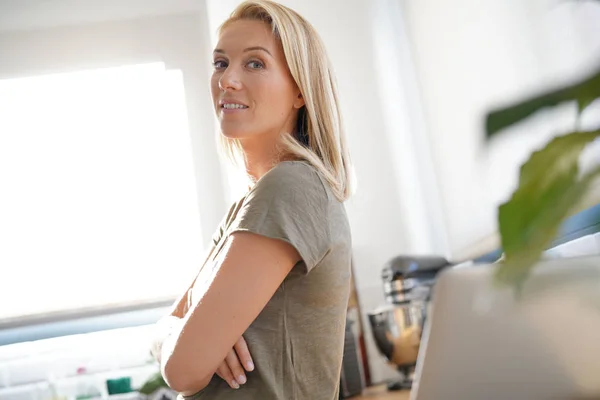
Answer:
[{"left": 217, "top": 0, "right": 353, "bottom": 202}]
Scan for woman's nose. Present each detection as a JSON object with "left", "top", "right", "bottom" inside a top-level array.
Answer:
[{"left": 218, "top": 67, "right": 242, "bottom": 91}]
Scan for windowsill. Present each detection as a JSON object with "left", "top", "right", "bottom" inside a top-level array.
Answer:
[{"left": 0, "top": 297, "right": 174, "bottom": 346}]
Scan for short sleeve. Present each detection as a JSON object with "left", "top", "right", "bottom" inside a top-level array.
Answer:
[
  {"left": 211, "top": 201, "right": 241, "bottom": 248},
  {"left": 229, "top": 162, "right": 331, "bottom": 274}
]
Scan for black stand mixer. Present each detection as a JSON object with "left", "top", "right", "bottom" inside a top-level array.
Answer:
[{"left": 368, "top": 256, "right": 451, "bottom": 391}]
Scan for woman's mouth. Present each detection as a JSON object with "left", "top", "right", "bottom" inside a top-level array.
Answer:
[
  {"left": 221, "top": 102, "right": 249, "bottom": 113},
  {"left": 222, "top": 103, "right": 248, "bottom": 109}
]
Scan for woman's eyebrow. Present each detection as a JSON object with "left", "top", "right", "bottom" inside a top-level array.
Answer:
[
  {"left": 243, "top": 46, "right": 272, "bottom": 56},
  {"left": 213, "top": 46, "right": 273, "bottom": 57}
]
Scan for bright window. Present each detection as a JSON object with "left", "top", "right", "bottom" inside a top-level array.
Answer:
[{"left": 0, "top": 63, "right": 203, "bottom": 321}]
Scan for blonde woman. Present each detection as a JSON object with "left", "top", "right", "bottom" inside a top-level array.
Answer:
[{"left": 151, "top": 1, "right": 353, "bottom": 398}]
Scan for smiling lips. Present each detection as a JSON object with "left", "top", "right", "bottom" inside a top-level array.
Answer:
[{"left": 220, "top": 100, "right": 249, "bottom": 113}]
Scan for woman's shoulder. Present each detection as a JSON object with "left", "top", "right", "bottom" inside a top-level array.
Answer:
[
  {"left": 262, "top": 160, "right": 322, "bottom": 183},
  {"left": 250, "top": 160, "right": 330, "bottom": 202}
]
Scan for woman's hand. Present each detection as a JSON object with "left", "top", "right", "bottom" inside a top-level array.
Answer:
[{"left": 215, "top": 336, "right": 254, "bottom": 389}]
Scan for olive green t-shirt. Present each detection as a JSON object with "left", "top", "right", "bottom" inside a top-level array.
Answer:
[{"left": 183, "top": 161, "right": 352, "bottom": 400}]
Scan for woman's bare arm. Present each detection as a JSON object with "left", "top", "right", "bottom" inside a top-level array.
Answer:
[{"left": 159, "top": 231, "right": 299, "bottom": 395}]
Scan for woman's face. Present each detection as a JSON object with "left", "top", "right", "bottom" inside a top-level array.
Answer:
[{"left": 211, "top": 20, "right": 304, "bottom": 141}]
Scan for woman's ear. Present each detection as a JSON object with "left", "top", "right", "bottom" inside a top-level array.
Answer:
[{"left": 293, "top": 91, "right": 305, "bottom": 109}]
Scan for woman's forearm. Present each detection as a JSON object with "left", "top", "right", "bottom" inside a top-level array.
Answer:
[
  {"left": 160, "top": 327, "right": 214, "bottom": 395},
  {"left": 151, "top": 316, "right": 184, "bottom": 364},
  {"left": 154, "top": 316, "right": 214, "bottom": 394}
]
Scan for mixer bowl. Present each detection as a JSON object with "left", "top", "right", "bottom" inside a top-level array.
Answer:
[{"left": 368, "top": 303, "right": 424, "bottom": 368}]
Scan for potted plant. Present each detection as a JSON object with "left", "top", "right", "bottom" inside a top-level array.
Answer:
[
  {"left": 485, "top": 40, "right": 600, "bottom": 289},
  {"left": 481, "top": 3, "right": 600, "bottom": 396}
]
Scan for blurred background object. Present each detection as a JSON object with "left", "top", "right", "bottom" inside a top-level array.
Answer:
[
  {"left": 368, "top": 256, "right": 451, "bottom": 391},
  {"left": 483, "top": 1, "right": 600, "bottom": 289}
]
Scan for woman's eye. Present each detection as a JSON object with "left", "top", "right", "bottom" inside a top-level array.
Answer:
[
  {"left": 213, "top": 60, "right": 227, "bottom": 69},
  {"left": 247, "top": 60, "right": 264, "bottom": 69}
]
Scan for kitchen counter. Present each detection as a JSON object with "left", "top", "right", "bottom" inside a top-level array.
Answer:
[{"left": 351, "top": 385, "right": 410, "bottom": 400}]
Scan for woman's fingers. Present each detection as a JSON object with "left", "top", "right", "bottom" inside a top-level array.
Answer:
[
  {"left": 234, "top": 336, "right": 254, "bottom": 372},
  {"left": 216, "top": 360, "right": 239, "bottom": 389},
  {"left": 225, "top": 348, "right": 247, "bottom": 385},
  {"left": 215, "top": 337, "right": 254, "bottom": 389}
]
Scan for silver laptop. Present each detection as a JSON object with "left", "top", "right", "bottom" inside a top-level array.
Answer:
[{"left": 410, "top": 255, "right": 600, "bottom": 400}]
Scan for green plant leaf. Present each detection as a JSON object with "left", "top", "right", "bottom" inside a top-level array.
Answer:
[
  {"left": 138, "top": 372, "right": 168, "bottom": 395},
  {"left": 494, "top": 130, "right": 600, "bottom": 287},
  {"left": 485, "top": 65, "right": 600, "bottom": 138},
  {"left": 577, "top": 96, "right": 596, "bottom": 115}
]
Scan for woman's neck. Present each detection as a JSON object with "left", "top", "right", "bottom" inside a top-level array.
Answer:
[
  {"left": 240, "top": 139, "right": 280, "bottom": 184},
  {"left": 238, "top": 123, "right": 299, "bottom": 186}
]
